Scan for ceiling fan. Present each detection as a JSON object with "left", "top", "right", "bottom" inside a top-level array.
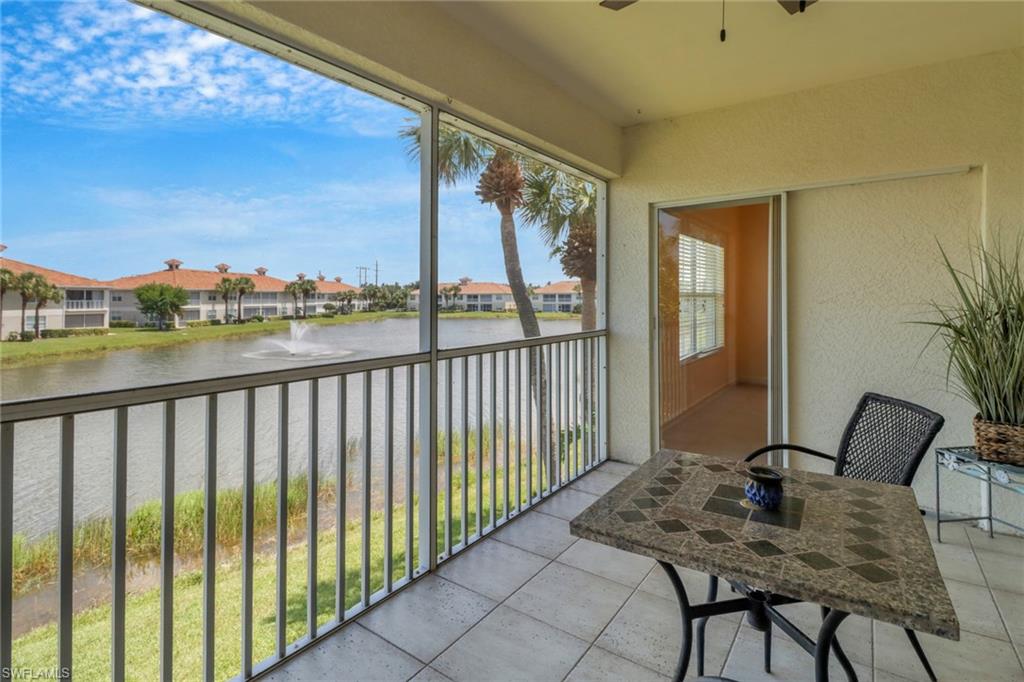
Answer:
[{"left": 599, "top": 0, "right": 818, "bottom": 14}]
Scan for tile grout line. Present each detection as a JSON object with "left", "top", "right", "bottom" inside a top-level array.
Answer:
[
  {"left": 415, "top": 555, "right": 556, "bottom": 676},
  {"left": 964, "top": 524, "right": 1024, "bottom": 673},
  {"left": 398, "top": 462, "right": 625, "bottom": 679},
  {"left": 560, "top": 562, "right": 670, "bottom": 681},
  {"left": 410, "top": 520, "right": 567, "bottom": 679},
  {"left": 717, "top": 605, "right": 745, "bottom": 679}
]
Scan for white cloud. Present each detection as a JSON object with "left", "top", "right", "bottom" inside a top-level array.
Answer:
[{"left": 1, "top": 0, "right": 410, "bottom": 136}]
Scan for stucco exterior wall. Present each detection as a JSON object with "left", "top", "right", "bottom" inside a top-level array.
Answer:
[{"left": 608, "top": 48, "right": 1023, "bottom": 520}]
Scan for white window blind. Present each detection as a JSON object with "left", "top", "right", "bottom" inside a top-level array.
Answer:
[{"left": 678, "top": 235, "right": 725, "bottom": 359}]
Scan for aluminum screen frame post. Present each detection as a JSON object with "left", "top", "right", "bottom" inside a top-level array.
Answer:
[{"left": 417, "top": 104, "right": 439, "bottom": 574}]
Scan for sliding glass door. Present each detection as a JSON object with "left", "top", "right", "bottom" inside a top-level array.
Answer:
[{"left": 655, "top": 196, "right": 785, "bottom": 462}]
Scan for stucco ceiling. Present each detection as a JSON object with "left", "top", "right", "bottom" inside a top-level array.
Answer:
[{"left": 439, "top": 1, "right": 1024, "bottom": 126}]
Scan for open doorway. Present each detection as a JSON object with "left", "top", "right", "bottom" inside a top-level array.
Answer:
[{"left": 656, "top": 199, "right": 775, "bottom": 460}]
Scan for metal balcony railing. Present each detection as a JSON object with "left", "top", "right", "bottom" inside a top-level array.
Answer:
[
  {"left": 0, "top": 329, "right": 606, "bottom": 681},
  {"left": 64, "top": 299, "right": 106, "bottom": 310}
]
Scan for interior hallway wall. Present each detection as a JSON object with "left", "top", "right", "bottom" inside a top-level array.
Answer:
[
  {"left": 735, "top": 204, "right": 769, "bottom": 386},
  {"left": 658, "top": 205, "right": 740, "bottom": 428}
]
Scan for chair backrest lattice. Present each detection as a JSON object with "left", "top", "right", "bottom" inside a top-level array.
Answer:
[{"left": 834, "top": 393, "right": 945, "bottom": 487}]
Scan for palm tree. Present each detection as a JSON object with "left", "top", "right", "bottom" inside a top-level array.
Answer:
[
  {"left": 296, "top": 278, "right": 318, "bottom": 317},
  {"left": 401, "top": 124, "right": 557, "bottom": 457},
  {"left": 234, "top": 277, "right": 256, "bottom": 322},
  {"left": 215, "top": 277, "right": 235, "bottom": 323},
  {"left": 361, "top": 283, "right": 382, "bottom": 312},
  {"left": 32, "top": 281, "right": 62, "bottom": 338},
  {"left": 0, "top": 268, "right": 13, "bottom": 338},
  {"left": 520, "top": 167, "right": 598, "bottom": 330},
  {"left": 284, "top": 281, "right": 302, "bottom": 317},
  {"left": 336, "top": 290, "right": 358, "bottom": 314},
  {"left": 14, "top": 271, "right": 44, "bottom": 336},
  {"left": 440, "top": 283, "right": 462, "bottom": 310}
]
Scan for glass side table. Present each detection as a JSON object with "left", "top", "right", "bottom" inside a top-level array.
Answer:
[{"left": 935, "top": 446, "right": 1024, "bottom": 542}]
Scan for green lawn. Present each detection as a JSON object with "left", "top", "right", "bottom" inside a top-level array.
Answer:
[
  {"left": 0, "top": 311, "right": 580, "bottom": 369},
  {"left": 10, "top": 437, "right": 587, "bottom": 681}
]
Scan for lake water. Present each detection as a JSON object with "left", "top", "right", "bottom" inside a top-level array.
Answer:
[{"left": 2, "top": 317, "right": 584, "bottom": 538}]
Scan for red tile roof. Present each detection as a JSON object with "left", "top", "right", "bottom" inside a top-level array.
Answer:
[
  {"left": 413, "top": 281, "right": 512, "bottom": 296},
  {"left": 1, "top": 257, "right": 107, "bottom": 288},
  {"left": 534, "top": 280, "right": 580, "bottom": 294},
  {"left": 314, "top": 279, "right": 360, "bottom": 294},
  {"left": 105, "top": 268, "right": 290, "bottom": 292}
]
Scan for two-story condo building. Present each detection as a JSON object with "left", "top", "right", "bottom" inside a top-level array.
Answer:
[
  {"left": 408, "top": 279, "right": 516, "bottom": 312},
  {"left": 408, "top": 278, "right": 583, "bottom": 313},
  {"left": 531, "top": 280, "right": 582, "bottom": 313},
  {"left": 1, "top": 253, "right": 366, "bottom": 332},
  {"left": 105, "top": 260, "right": 294, "bottom": 325},
  {"left": 106, "top": 260, "right": 363, "bottom": 326},
  {"left": 0, "top": 254, "right": 111, "bottom": 335}
]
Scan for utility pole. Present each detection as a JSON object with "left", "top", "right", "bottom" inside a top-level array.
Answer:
[{"left": 357, "top": 262, "right": 381, "bottom": 286}]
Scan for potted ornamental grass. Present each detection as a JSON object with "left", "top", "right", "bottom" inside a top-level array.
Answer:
[{"left": 923, "top": 239, "right": 1024, "bottom": 465}]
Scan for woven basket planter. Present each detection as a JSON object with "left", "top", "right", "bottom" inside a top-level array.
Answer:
[{"left": 974, "top": 415, "right": 1024, "bottom": 466}]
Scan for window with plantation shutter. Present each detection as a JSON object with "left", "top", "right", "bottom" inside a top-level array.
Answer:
[{"left": 679, "top": 235, "right": 725, "bottom": 360}]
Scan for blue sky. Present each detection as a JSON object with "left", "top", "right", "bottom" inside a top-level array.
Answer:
[{"left": 0, "top": 0, "right": 569, "bottom": 286}]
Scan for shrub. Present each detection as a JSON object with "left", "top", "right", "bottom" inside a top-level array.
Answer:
[
  {"left": 250, "top": 315, "right": 265, "bottom": 323},
  {"left": 6, "top": 332, "right": 20, "bottom": 342},
  {"left": 19, "top": 331, "right": 34, "bottom": 342},
  {"left": 40, "top": 328, "right": 108, "bottom": 339},
  {"left": 186, "top": 320, "right": 212, "bottom": 328},
  {"left": 109, "top": 320, "right": 136, "bottom": 328}
]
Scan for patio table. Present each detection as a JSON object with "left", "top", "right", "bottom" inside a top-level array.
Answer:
[{"left": 570, "top": 450, "right": 959, "bottom": 682}]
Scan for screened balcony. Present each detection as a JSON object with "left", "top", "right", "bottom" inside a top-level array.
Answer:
[{"left": 2, "top": 1, "right": 1022, "bottom": 681}]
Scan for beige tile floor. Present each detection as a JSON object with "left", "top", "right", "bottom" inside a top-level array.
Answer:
[{"left": 263, "top": 462, "right": 1024, "bottom": 682}]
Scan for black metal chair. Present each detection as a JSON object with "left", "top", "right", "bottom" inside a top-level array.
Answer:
[{"left": 694, "top": 392, "right": 945, "bottom": 681}]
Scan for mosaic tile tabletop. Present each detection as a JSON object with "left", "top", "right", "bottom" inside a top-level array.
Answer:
[{"left": 570, "top": 450, "right": 959, "bottom": 639}]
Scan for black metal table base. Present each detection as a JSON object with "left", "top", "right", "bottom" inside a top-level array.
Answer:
[{"left": 657, "top": 561, "right": 858, "bottom": 682}]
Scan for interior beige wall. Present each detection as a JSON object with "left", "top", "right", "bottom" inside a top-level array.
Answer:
[
  {"left": 659, "top": 203, "right": 769, "bottom": 437},
  {"left": 609, "top": 48, "right": 1023, "bottom": 519},
  {"left": 197, "top": 0, "right": 622, "bottom": 177},
  {"left": 736, "top": 204, "right": 769, "bottom": 386},
  {"left": 658, "top": 206, "right": 741, "bottom": 427}
]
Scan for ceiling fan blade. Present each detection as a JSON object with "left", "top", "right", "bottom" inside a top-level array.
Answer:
[
  {"left": 777, "top": 0, "right": 818, "bottom": 15},
  {"left": 599, "top": 0, "right": 638, "bottom": 10}
]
